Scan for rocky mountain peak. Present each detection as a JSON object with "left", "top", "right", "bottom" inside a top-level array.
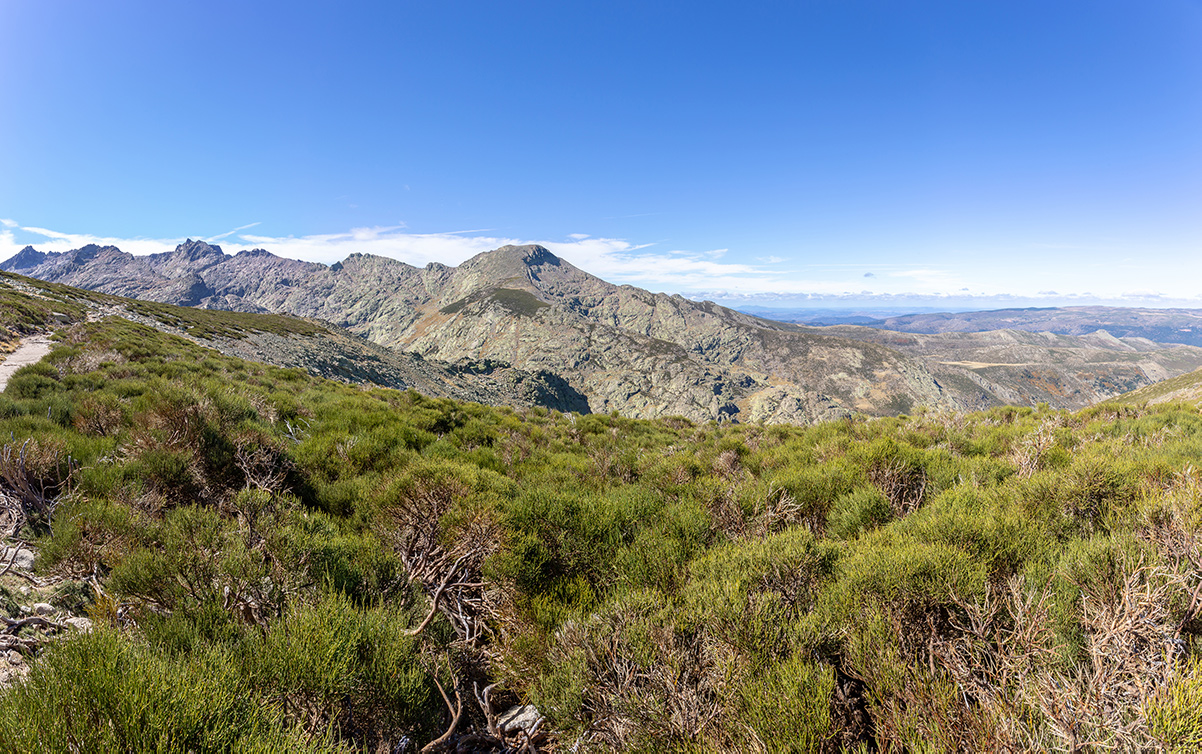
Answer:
[
  {"left": 0, "top": 246, "right": 48, "bottom": 271},
  {"left": 174, "top": 239, "right": 225, "bottom": 260},
  {"left": 497, "top": 244, "right": 561, "bottom": 266},
  {"left": 235, "top": 248, "right": 275, "bottom": 259}
]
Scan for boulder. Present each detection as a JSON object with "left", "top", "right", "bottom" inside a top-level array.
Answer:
[
  {"left": 0, "top": 546, "right": 34, "bottom": 571},
  {"left": 497, "top": 704, "right": 542, "bottom": 735}
]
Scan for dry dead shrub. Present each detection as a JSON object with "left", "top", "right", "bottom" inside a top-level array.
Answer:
[
  {"left": 498, "top": 429, "right": 529, "bottom": 466},
  {"left": 932, "top": 566, "right": 1192, "bottom": 753},
  {"left": 712, "top": 449, "right": 742, "bottom": 480},
  {"left": 706, "top": 485, "right": 746, "bottom": 539},
  {"left": 125, "top": 397, "right": 212, "bottom": 459},
  {"left": 54, "top": 348, "right": 125, "bottom": 377},
  {"left": 587, "top": 448, "right": 636, "bottom": 485},
  {"left": 1010, "top": 422, "right": 1058, "bottom": 480},
  {"left": 747, "top": 486, "right": 807, "bottom": 538},
  {"left": 868, "top": 460, "right": 926, "bottom": 518},
  {"left": 233, "top": 430, "right": 292, "bottom": 494},
  {"left": 660, "top": 416, "right": 692, "bottom": 431},
  {"left": 0, "top": 438, "right": 78, "bottom": 535},
  {"left": 380, "top": 477, "right": 502, "bottom": 644},
  {"left": 842, "top": 602, "right": 1007, "bottom": 753},
  {"left": 243, "top": 392, "right": 279, "bottom": 425},
  {"left": 72, "top": 395, "right": 124, "bottom": 437},
  {"left": 547, "top": 600, "right": 733, "bottom": 750},
  {"left": 668, "top": 463, "right": 692, "bottom": 487}
]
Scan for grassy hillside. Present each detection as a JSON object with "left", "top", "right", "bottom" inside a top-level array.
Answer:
[
  {"left": 2, "top": 315, "right": 1202, "bottom": 751},
  {"left": 1109, "top": 365, "right": 1202, "bottom": 407}
]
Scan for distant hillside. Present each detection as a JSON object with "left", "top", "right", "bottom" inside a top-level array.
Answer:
[
  {"left": 8, "top": 240, "right": 1202, "bottom": 419},
  {"left": 858, "top": 306, "right": 1202, "bottom": 347},
  {"left": 808, "top": 324, "right": 1202, "bottom": 411},
  {"left": 1109, "top": 365, "right": 1202, "bottom": 406}
]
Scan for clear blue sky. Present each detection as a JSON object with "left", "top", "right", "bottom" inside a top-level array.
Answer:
[{"left": 2, "top": 1, "right": 1200, "bottom": 307}]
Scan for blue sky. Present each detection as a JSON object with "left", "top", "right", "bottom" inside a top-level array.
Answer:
[{"left": 2, "top": 1, "right": 1200, "bottom": 308}]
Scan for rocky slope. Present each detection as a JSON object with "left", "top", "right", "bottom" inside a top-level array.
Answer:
[
  {"left": 1, "top": 242, "right": 966, "bottom": 422},
  {"left": 8, "top": 240, "right": 1202, "bottom": 421},
  {"left": 808, "top": 324, "right": 1202, "bottom": 411}
]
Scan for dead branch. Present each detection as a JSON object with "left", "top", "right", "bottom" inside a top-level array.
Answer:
[
  {"left": 405, "top": 553, "right": 469, "bottom": 636},
  {"left": 4, "top": 615, "right": 67, "bottom": 633},
  {"left": 0, "top": 439, "right": 78, "bottom": 535},
  {"left": 474, "top": 681, "right": 501, "bottom": 737},
  {"left": 421, "top": 675, "right": 463, "bottom": 753},
  {"left": 0, "top": 539, "right": 25, "bottom": 579}
]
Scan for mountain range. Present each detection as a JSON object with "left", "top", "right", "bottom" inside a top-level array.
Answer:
[{"left": 6, "top": 240, "right": 1202, "bottom": 422}]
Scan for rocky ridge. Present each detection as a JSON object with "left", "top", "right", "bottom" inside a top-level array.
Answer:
[{"left": 8, "top": 241, "right": 1202, "bottom": 421}]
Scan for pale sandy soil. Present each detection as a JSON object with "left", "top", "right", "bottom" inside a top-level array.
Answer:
[
  {"left": 0, "top": 336, "right": 53, "bottom": 391},
  {"left": 938, "top": 360, "right": 1038, "bottom": 369}
]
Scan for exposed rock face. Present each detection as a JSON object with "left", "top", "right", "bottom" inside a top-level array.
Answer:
[
  {"left": 9, "top": 240, "right": 1202, "bottom": 421},
  {"left": 3, "top": 241, "right": 958, "bottom": 422}
]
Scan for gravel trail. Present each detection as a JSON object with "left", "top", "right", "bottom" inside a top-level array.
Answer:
[{"left": 0, "top": 336, "right": 54, "bottom": 391}]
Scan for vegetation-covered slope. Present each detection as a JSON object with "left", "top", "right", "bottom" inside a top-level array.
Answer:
[
  {"left": 3, "top": 304, "right": 1202, "bottom": 751},
  {"left": 0, "top": 271, "right": 588, "bottom": 413},
  {"left": 1109, "top": 365, "right": 1202, "bottom": 407}
]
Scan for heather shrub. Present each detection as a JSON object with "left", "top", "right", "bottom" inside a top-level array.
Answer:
[{"left": 0, "top": 630, "right": 325, "bottom": 753}]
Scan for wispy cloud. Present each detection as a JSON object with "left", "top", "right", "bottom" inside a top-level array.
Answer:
[
  {"left": 2, "top": 226, "right": 184, "bottom": 256},
  {"left": 0, "top": 219, "right": 16, "bottom": 229},
  {"left": 205, "top": 222, "right": 262, "bottom": 242}
]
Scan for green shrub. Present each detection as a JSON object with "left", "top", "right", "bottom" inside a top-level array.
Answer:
[
  {"left": 826, "top": 487, "right": 893, "bottom": 540},
  {"left": 0, "top": 630, "right": 323, "bottom": 753},
  {"left": 732, "top": 654, "right": 834, "bottom": 752}
]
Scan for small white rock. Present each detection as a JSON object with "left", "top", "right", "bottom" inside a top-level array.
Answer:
[
  {"left": 65, "top": 616, "right": 93, "bottom": 633},
  {"left": 0, "top": 546, "right": 34, "bottom": 571},
  {"left": 31, "top": 603, "right": 54, "bottom": 616},
  {"left": 6, "top": 650, "right": 22, "bottom": 666},
  {"left": 497, "top": 704, "right": 542, "bottom": 734}
]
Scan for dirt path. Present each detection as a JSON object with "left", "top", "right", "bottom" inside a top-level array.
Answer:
[
  {"left": 938, "top": 360, "right": 1038, "bottom": 369},
  {"left": 0, "top": 335, "right": 54, "bottom": 391}
]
